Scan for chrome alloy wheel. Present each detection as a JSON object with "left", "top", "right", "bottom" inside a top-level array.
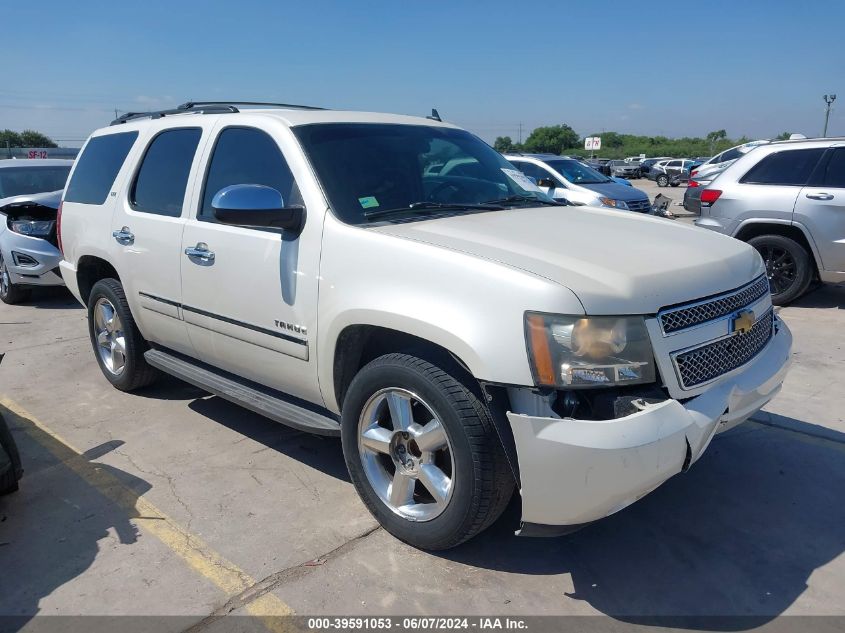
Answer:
[
  {"left": 93, "top": 297, "right": 126, "bottom": 375},
  {"left": 357, "top": 388, "right": 455, "bottom": 521}
]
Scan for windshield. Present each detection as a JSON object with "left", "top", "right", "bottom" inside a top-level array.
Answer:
[
  {"left": 293, "top": 124, "right": 555, "bottom": 224},
  {"left": 544, "top": 159, "right": 611, "bottom": 184},
  {"left": 0, "top": 165, "right": 71, "bottom": 198}
]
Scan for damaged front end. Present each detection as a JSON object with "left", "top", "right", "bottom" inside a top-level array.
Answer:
[
  {"left": 491, "top": 308, "right": 792, "bottom": 537},
  {"left": 0, "top": 190, "right": 64, "bottom": 288}
]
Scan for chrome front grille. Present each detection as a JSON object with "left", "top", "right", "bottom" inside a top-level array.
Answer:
[
  {"left": 659, "top": 275, "right": 769, "bottom": 334},
  {"left": 627, "top": 198, "right": 651, "bottom": 213},
  {"left": 673, "top": 309, "right": 774, "bottom": 388}
]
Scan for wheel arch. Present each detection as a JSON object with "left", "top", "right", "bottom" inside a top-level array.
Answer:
[
  {"left": 733, "top": 221, "right": 821, "bottom": 278},
  {"left": 76, "top": 255, "right": 121, "bottom": 305},
  {"left": 331, "top": 323, "right": 479, "bottom": 414}
]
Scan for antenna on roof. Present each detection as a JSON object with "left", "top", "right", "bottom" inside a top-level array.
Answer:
[{"left": 427, "top": 108, "right": 442, "bottom": 122}]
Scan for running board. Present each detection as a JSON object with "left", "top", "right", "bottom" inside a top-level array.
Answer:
[{"left": 144, "top": 349, "right": 340, "bottom": 436}]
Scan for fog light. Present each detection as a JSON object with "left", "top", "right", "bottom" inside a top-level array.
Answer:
[{"left": 11, "top": 251, "right": 39, "bottom": 267}]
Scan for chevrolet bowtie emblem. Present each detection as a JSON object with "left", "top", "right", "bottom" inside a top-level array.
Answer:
[{"left": 731, "top": 310, "right": 755, "bottom": 335}]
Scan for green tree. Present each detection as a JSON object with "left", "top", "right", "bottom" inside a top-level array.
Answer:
[
  {"left": 775, "top": 131, "right": 791, "bottom": 140},
  {"left": 493, "top": 136, "right": 515, "bottom": 152},
  {"left": 0, "top": 129, "right": 23, "bottom": 148},
  {"left": 523, "top": 124, "right": 579, "bottom": 154},
  {"left": 706, "top": 129, "right": 727, "bottom": 153},
  {"left": 19, "top": 130, "right": 57, "bottom": 148}
]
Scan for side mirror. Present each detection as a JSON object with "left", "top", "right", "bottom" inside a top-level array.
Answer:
[
  {"left": 212, "top": 184, "right": 304, "bottom": 233},
  {"left": 537, "top": 178, "right": 557, "bottom": 189}
]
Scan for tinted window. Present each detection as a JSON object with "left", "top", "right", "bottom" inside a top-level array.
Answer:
[
  {"left": 131, "top": 128, "right": 201, "bottom": 217},
  {"left": 0, "top": 166, "right": 71, "bottom": 198},
  {"left": 200, "top": 127, "right": 299, "bottom": 220},
  {"left": 740, "top": 149, "right": 826, "bottom": 186},
  {"left": 821, "top": 148, "right": 845, "bottom": 188},
  {"left": 65, "top": 132, "right": 138, "bottom": 204},
  {"left": 719, "top": 148, "right": 742, "bottom": 162},
  {"left": 544, "top": 159, "right": 609, "bottom": 184}
]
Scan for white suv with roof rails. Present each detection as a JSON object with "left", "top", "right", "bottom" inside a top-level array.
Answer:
[{"left": 58, "top": 101, "right": 791, "bottom": 549}]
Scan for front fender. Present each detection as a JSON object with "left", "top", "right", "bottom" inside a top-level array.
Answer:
[{"left": 316, "top": 215, "right": 583, "bottom": 412}]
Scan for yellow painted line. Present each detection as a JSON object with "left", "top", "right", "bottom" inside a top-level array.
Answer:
[{"left": 0, "top": 396, "right": 294, "bottom": 629}]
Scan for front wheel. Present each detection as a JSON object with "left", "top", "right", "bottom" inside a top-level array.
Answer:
[
  {"left": 87, "top": 278, "right": 159, "bottom": 391},
  {"left": 656, "top": 174, "right": 669, "bottom": 187},
  {"left": 341, "top": 353, "right": 513, "bottom": 550},
  {"left": 748, "top": 234, "right": 813, "bottom": 305},
  {"left": 0, "top": 253, "right": 31, "bottom": 305}
]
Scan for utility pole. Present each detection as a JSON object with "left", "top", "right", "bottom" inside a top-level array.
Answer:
[
  {"left": 823, "top": 94, "right": 836, "bottom": 137},
  {"left": 518, "top": 122, "right": 523, "bottom": 145}
]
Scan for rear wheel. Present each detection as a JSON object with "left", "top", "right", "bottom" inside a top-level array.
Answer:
[
  {"left": 748, "top": 234, "right": 813, "bottom": 305},
  {"left": 656, "top": 174, "right": 669, "bottom": 187},
  {"left": 0, "top": 253, "right": 31, "bottom": 305},
  {"left": 341, "top": 353, "right": 513, "bottom": 550},
  {"left": 87, "top": 278, "right": 158, "bottom": 391}
]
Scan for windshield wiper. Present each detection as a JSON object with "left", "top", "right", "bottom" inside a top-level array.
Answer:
[
  {"left": 363, "top": 201, "right": 503, "bottom": 221},
  {"left": 482, "top": 195, "right": 566, "bottom": 207}
]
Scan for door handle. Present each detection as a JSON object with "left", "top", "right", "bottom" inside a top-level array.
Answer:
[
  {"left": 184, "top": 242, "right": 215, "bottom": 263},
  {"left": 112, "top": 226, "right": 134, "bottom": 245},
  {"left": 806, "top": 192, "right": 834, "bottom": 201}
]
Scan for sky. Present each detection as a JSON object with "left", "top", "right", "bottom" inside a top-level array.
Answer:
[{"left": 3, "top": 0, "right": 844, "bottom": 147}]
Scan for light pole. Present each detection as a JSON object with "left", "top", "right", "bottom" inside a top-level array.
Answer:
[{"left": 823, "top": 94, "right": 836, "bottom": 137}]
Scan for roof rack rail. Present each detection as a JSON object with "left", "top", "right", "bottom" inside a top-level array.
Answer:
[
  {"left": 110, "top": 100, "right": 326, "bottom": 126},
  {"left": 179, "top": 100, "right": 326, "bottom": 111}
]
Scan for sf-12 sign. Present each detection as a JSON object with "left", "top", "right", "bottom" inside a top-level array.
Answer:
[{"left": 584, "top": 137, "right": 602, "bottom": 150}]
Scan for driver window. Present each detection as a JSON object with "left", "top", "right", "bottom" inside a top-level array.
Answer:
[{"left": 199, "top": 127, "right": 302, "bottom": 221}]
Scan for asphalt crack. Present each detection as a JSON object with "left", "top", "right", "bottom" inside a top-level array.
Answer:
[{"left": 184, "top": 523, "right": 382, "bottom": 632}]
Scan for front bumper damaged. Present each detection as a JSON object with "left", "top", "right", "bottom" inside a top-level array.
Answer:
[{"left": 508, "top": 318, "right": 792, "bottom": 536}]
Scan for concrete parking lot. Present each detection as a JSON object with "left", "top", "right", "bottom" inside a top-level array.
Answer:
[{"left": 1, "top": 271, "right": 844, "bottom": 628}]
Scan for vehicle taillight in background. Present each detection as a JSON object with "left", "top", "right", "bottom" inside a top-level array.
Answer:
[
  {"left": 688, "top": 180, "right": 700, "bottom": 188},
  {"left": 700, "top": 189, "right": 723, "bottom": 205},
  {"left": 56, "top": 201, "right": 64, "bottom": 255},
  {"left": 690, "top": 170, "right": 698, "bottom": 177}
]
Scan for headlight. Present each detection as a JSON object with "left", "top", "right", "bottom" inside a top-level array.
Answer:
[
  {"left": 598, "top": 197, "right": 629, "bottom": 210},
  {"left": 525, "top": 313, "right": 656, "bottom": 388},
  {"left": 10, "top": 220, "right": 55, "bottom": 237}
]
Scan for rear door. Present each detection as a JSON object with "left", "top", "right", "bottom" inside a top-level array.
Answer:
[
  {"left": 110, "top": 125, "right": 208, "bottom": 355},
  {"left": 724, "top": 147, "right": 827, "bottom": 236},
  {"left": 179, "top": 122, "right": 323, "bottom": 404},
  {"left": 794, "top": 146, "right": 845, "bottom": 274}
]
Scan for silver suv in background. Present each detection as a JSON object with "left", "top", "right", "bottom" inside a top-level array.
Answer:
[{"left": 695, "top": 138, "right": 845, "bottom": 305}]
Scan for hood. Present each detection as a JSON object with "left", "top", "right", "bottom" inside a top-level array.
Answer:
[
  {"left": 0, "top": 189, "right": 62, "bottom": 210},
  {"left": 578, "top": 181, "right": 648, "bottom": 201},
  {"left": 372, "top": 206, "right": 764, "bottom": 315}
]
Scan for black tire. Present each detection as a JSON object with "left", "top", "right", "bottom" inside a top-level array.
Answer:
[
  {"left": 0, "top": 253, "right": 31, "bottom": 305},
  {"left": 656, "top": 174, "right": 669, "bottom": 187},
  {"left": 87, "top": 278, "right": 158, "bottom": 391},
  {"left": 0, "top": 412, "right": 22, "bottom": 495},
  {"left": 670, "top": 182, "right": 680, "bottom": 187},
  {"left": 341, "top": 353, "right": 514, "bottom": 550},
  {"left": 748, "top": 234, "right": 813, "bottom": 306}
]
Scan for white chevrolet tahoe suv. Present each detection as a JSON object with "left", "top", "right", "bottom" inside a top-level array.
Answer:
[{"left": 58, "top": 101, "right": 792, "bottom": 550}]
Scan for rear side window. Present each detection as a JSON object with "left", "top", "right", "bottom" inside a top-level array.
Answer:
[
  {"left": 65, "top": 132, "right": 138, "bottom": 204},
  {"left": 740, "top": 148, "right": 825, "bottom": 186},
  {"left": 131, "top": 128, "right": 202, "bottom": 217},
  {"left": 821, "top": 148, "right": 845, "bottom": 188},
  {"left": 199, "top": 127, "right": 298, "bottom": 221},
  {"left": 719, "top": 148, "right": 742, "bottom": 162}
]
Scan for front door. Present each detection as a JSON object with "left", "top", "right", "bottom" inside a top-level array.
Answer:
[{"left": 179, "top": 123, "right": 323, "bottom": 404}]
